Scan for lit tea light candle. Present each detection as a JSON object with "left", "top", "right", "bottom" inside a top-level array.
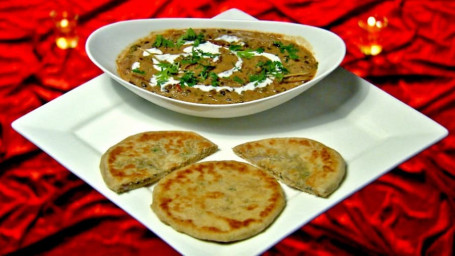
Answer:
[
  {"left": 358, "top": 15, "right": 388, "bottom": 56},
  {"left": 50, "top": 10, "right": 79, "bottom": 49},
  {"left": 360, "top": 16, "right": 388, "bottom": 31}
]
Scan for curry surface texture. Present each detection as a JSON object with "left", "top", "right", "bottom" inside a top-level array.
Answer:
[{"left": 116, "top": 28, "right": 318, "bottom": 104}]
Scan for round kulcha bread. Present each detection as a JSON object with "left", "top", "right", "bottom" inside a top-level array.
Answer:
[
  {"left": 233, "top": 137, "right": 346, "bottom": 197},
  {"left": 100, "top": 131, "right": 218, "bottom": 193},
  {"left": 151, "top": 160, "right": 286, "bottom": 242}
]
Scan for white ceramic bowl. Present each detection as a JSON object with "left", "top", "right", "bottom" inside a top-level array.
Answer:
[{"left": 86, "top": 18, "right": 345, "bottom": 118}]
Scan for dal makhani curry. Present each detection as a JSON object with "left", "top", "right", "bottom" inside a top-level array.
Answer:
[{"left": 116, "top": 28, "right": 318, "bottom": 104}]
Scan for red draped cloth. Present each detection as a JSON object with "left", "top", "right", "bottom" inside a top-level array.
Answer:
[{"left": 1, "top": 0, "right": 454, "bottom": 255}]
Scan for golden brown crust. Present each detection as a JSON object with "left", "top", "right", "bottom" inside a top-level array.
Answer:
[
  {"left": 233, "top": 138, "right": 346, "bottom": 197},
  {"left": 151, "top": 161, "right": 285, "bottom": 242},
  {"left": 100, "top": 131, "right": 218, "bottom": 193}
]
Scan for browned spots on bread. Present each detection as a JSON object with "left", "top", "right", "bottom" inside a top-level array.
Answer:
[
  {"left": 151, "top": 160, "right": 285, "bottom": 242},
  {"left": 99, "top": 131, "right": 218, "bottom": 193},
  {"left": 233, "top": 137, "right": 346, "bottom": 197},
  {"left": 225, "top": 218, "right": 256, "bottom": 230},
  {"left": 205, "top": 191, "right": 225, "bottom": 199}
]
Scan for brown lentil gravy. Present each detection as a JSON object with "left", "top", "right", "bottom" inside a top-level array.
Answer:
[{"left": 116, "top": 28, "right": 318, "bottom": 104}]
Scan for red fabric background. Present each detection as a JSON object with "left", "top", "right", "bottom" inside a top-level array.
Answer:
[{"left": 1, "top": 0, "right": 454, "bottom": 255}]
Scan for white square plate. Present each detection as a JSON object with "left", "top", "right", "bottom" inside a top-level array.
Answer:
[{"left": 12, "top": 9, "right": 447, "bottom": 256}]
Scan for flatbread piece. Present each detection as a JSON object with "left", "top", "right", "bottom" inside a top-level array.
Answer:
[
  {"left": 100, "top": 131, "right": 218, "bottom": 193},
  {"left": 233, "top": 137, "right": 345, "bottom": 197},
  {"left": 151, "top": 160, "right": 285, "bottom": 242}
]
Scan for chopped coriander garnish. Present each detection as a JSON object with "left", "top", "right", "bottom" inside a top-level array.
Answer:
[
  {"left": 255, "top": 47, "right": 265, "bottom": 53},
  {"left": 181, "top": 28, "right": 197, "bottom": 40},
  {"left": 273, "top": 41, "right": 299, "bottom": 60},
  {"left": 231, "top": 47, "right": 265, "bottom": 59},
  {"left": 152, "top": 28, "right": 207, "bottom": 49},
  {"left": 153, "top": 35, "right": 175, "bottom": 48},
  {"left": 180, "top": 70, "right": 198, "bottom": 87},
  {"left": 199, "top": 65, "right": 215, "bottom": 80},
  {"left": 236, "top": 49, "right": 256, "bottom": 59},
  {"left": 181, "top": 48, "right": 202, "bottom": 65},
  {"left": 197, "top": 49, "right": 220, "bottom": 58},
  {"left": 229, "top": 44, "right": 243, "bottom": 51},
  {"left": 181, "top": 49, "right": 219, "bottom": 67},
  {"left": 232, "top": 76, "right": 244, "bottom": 84},
  {"left": 156, "top": 61, "right": 180, "bottom": 85},
  {"left": 249, "top": 70, "right": 267, "bottom": 84},
  {"left": 132, "top": 68, "right": 146, "bottom": 75},
  {"left": 249, "top": 60, "right": 290, "bottom": 84},
  {"left": 209, "top": 72, "right": 219, "bottom": 87},
  {"left": 176, "top": 28, "right": 205, "bottom": 47},
  {"left": 260, "top": 60, "right": 289, "bottom": 81}
]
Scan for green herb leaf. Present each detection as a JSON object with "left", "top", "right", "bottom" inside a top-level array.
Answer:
[
  {"left": 232, "top": 76, "right": 244, "bottom": 84},
  {"left": 180, "top": 70, "right": 198, "bottom": 87},
  {"left": 154, "top": 35, "right": 163, "bottom": 47},
  {"left": 249, "top": 70, "right": 267, "bottom": 84},
  {"left": 255, "top": 47, "right": 265, "bottom": 54},
  {"left": 177, "top": 28, "right": 205, "bottom": 47},
  {"left": 199, "top": 65, "right": 215, "bottom": 80},
  {"left": 230, "top": 45, "right": 265, "bottom": 59},
  {"left": 249, "top": 60, "right": 289, "bottom": 84},
  {"left": 156, "top": 61, "right": 180, "bottom": 85},
  {"left": 197, "top": 49, "right": 220, "bottom": 58},
  {"left": 181, "top": 48, "right": 202, "bottom": 65},
  {"left": 236, "top": 49, "right": 256, "bottom": 59},
  {"left": 183, "top": 28, "right": 197, "bottom": 40},
  {"left": 273, "top": 41, "right": 299, "bottom": 60},
  {"left": 153, "top": 35, "right": 175, "bottom": 48},
  {"left": 209, "top": 72, "right": 219, "bottom": 87},
  {"left": 229, "top": 44, "right": 243, "bottom": 51},
  {"left": 132, "top": 68, "right": 146, "bottom": 75}
]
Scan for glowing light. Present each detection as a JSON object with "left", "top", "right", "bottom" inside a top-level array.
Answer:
[
  {"left": 360, "top": 44, "right": 383, "bottom": 56},
  {"left": 50, "top": 10, "right": 79, "bottom": 49},
  {"left": 59, "top": 18, "right": 69, "bottom": 28},
  {"left": 358, "top": 15, "right": 388, "bottom": 56},
  {"left": 359, "top": 15, "right": 388, "bottom": 31},
  {"left": 56, "top": 36, "right": 78, "bottom": 49},
  {"left": 366, "top": 16, "right": 387, "bottom": 29},
  {"left": 367, "top": 16, "right": 377, "bottom": 27}
]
